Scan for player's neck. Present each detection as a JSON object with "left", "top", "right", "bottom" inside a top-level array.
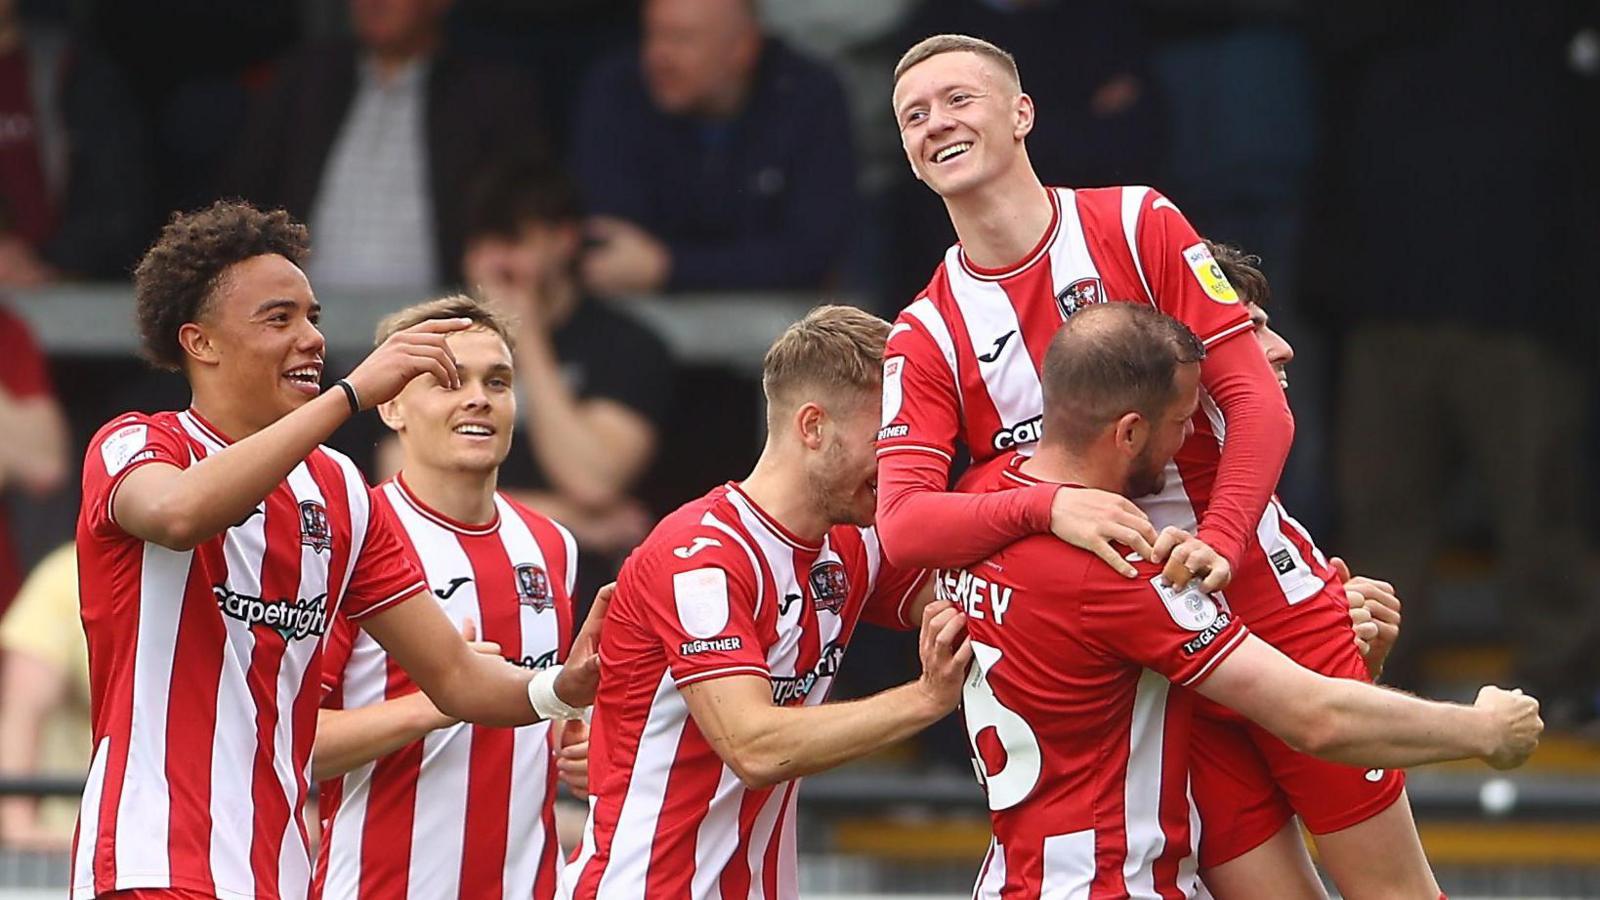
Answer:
[
  {"left": 945, "top": 166, "right": 1052, "bottom": 271},
  {"left": 398, "top": 462, "right": 499, "bottom": 526},
  {"left": 739, "top": 453, "right": 828, "bottom": 546},
  {"left": 188, "top": 389, "right": 272, "bottom": 442},
  {"left": 1019, "top": 443, "right": 1118, "bottom": 494}
]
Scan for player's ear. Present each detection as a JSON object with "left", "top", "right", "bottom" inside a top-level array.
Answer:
[
  {"left": 377, "top": 398, "right": 406, "bottom": 434},
  {"left": 1112, "top": 411, "right": 1145, "bottom": 456},
  {"left": 1013, "top": 92, "right": 1035, "bottom": 141},
  {"left": 794, "top": 401, "right": 826, "bottom": 451},
  {"left": 177, "top": 321, "right": 220, "bottom": 368}
]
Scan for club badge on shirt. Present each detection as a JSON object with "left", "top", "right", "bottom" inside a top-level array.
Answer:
[{"left": 514, "top": 563, "right": 553, "bottom": 612}]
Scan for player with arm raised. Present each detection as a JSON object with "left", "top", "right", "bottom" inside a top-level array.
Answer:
[
  {"left": 564, "top": 306, "right": 968, "bottom": 900},
  {"left": 73, "top": 203, "right": 599, "bottom": 900},
  {"left": 882, "top": 34, "right": 1434, "bottom": 899},
  {"left": 948, "top": 303, "right": 1540, "bottom": 899},
  {"left": 311, "top": 296, "right": 592, "bottom": 900}
]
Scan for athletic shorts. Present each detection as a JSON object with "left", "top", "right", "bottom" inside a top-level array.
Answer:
[{"left": 1191, "top": 579, "right": 1406, "bottom": 868}]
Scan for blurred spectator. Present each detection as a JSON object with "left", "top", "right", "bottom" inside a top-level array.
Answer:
[
  {"left": 379, "top": 156, "right": 674, "bottom": 586},
  {"left": 223, "top": 0, "right": 546, "bottom": 291},
  {"left": 888, "top": 0, "right": 1167, "bottom": 306},
  {"left": 1136, "top": 0, "right": 1326, "bottom": 529},
  {"left": 572, "top": 0, "right": 859, "bottom": 296},
  {"left": 1316, "top": 1, "right": 1598, "bottom": 719},
  {"left": 0, "top": 543, "right": 84, "bottom": 851},
  {"left": 0, "top": 0, "right": 149, "bottom": 284},
  {"left": 0, "top": 306, "right": 68, "bottom": 614}
]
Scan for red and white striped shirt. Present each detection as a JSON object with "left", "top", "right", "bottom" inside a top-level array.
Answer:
[
  {"left": 564, "top": 483, "right": 926, "bottom": 900},
  {"left": 72, "top": 409, "right": 425, "bottom": 900},
  {"left": 879, "top": 185, "right": 1332, "bottom": 622},
  {"left": 313, "top": 477, "right": 576, "bottom": 900},
  {"left": 953, "top": 454, "right": 1250, "bottom": 899}
]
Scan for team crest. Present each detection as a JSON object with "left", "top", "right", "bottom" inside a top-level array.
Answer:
[
  {"left": 1055, "top": 277, "right": 1105, "bottom": 319},
  {"left": 514, "top": 563, "right": 553, "bottom": 612},
  {"left": 808, "top": 560, "right": 849, "bottom": 615},
  {"left": 298, "top": 500, "right": 331, "bottom": 553}
]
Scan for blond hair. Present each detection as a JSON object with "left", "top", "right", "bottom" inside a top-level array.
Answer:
[
  {"left": 375, "top": 293, "right": 517, "bottom": 350},
  {"left": 763, "top": 305, "right": 889, "bottom": 417},
  {"left": 894, "top": 33, "right": 1020, "bottom": 89}
]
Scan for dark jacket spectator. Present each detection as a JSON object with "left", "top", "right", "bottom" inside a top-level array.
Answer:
[
  {"left": 0, "top": 21, "right": 149, "bottom": 284},
  {"left": 572, "top": 0, "right": 858, "bottom": 295},
  {"left": 223, "top": 35, "right": 544, "bottom": 288}
]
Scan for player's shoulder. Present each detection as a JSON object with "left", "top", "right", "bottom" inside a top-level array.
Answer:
[
  {"left": 496, "top": 490, "right": 580, "bottom": 559},
  {"left": 84, "top": 409, "right": 193, "bottom": 478},
  {"left": 89, "top": 409, "right": 185, "bottom": 447},
  {"left": 633, "top": 485, "right": 756, "bottom": 572}
]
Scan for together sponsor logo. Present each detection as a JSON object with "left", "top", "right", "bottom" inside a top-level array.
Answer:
[
  {"left": 214, "top": 585, "right": 329, "bottom": 641},
  {"left": 1180, "top": 612, "right": 1231, "bottom": 657},
  {"left": 681, "top": 636, "right": 743, "bottom": 656}
]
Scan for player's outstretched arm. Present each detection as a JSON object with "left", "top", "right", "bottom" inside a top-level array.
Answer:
[
  {"left": 359, "top": 582, "right": 610, "bottom": 728},
  {"left": 312, "top": 620, "right": 503, "bottom": 781},
  {"left": 113, "top": 319, "right": 469, "bottom": 551},
  {"left": 1198, "top": 634, "right": 1542, "bottom": 770},
  {"left": 680, "top": 601, "right": 971, "bottom": 790}
]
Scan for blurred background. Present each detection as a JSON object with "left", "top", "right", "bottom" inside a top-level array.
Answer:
[{"left": 0, "top": 0, "right": 1597, "bottom": 896}]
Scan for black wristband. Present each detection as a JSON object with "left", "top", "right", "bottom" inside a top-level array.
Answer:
[{"left": 333, "top": 378, "right": 362, "bottom": 413}]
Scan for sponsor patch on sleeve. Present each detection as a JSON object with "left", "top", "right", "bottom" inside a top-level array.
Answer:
[
  {"left": 1181, "top": 242, "right": 1240, "bottom": 305},
  {"left": 99, "top": 424, "right": 149, "bottom": 476},
  {"left": 674, "top": 567, "right": 731, "bottom": 639},
  {"left": 1151, "top": 576, "right": 1221, "bottom": 631},
  {"left": 880, "top": 356, "right": 905, "bottom": 429}
]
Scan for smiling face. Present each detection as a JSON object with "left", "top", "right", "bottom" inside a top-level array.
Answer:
[
  {"left": 892, "top": 50, "right": 1033, "bottom": 199},
  {"left": 381, "top": 328, "right": 517, "bottom": 475},
  {"left": 183, "top": 253, "right": 326, "bottom": 429}
]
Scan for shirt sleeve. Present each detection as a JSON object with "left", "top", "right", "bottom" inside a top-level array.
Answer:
[
  {"left": 342, "top": 499, "right": 427, "bottom": 622},
  {"left": 633, "top": 530, "right": 771, "bottom": 688},
  {"left": 1132, "top": 190, "right": 1253, "bottom": 348},
  {"left": 319, "top": 610, "right": 359, "bottom": 703},
  {"left": 1078, "top": 565, "right": 1249, "bottom": 687},
  {"left": 80, "top": 413, "right": 192, "bottom": 540},
  {"left": 875, "top": 311, "right": 961, "bottom": 463},
  {"left": 859, "top": 531, "right": 929, "bottom": 632}
]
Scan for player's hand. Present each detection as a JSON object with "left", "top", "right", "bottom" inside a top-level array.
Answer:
[
  {"left": 1150, "top": 530, "right": 1231, "bottom": 592},
  {"left": 459, "top": 618, "right": 503, "bottom": 659},
  {"left": 1475, "top": 686, "right": 1543, "bottom": 770},
  {"left": 553, "top": 582, "right": 614, "bottom": 709},
  {"left": 1049, "top": 486, "right": 1158, "bottom": 578},
  {"left": 342, "top": 318, "right": 471, "bottom": 408},
  {"left": 1332, "top": 557, "right": 1402, "bottom": 679},
  {"left": 914, "top": 600, "right": 973, "bottom": 714},
  {"left": 556, "top": 719, "right": 591, "bottom": 797}
]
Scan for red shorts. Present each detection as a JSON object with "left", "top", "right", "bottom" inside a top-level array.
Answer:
[{"left": 1191, "top": 581, "right": 1406, "bottom": 868}]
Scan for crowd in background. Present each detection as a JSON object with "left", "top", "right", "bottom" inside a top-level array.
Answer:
[{"left": 0, "top": 0, "right": 1598, "bottom": 851}]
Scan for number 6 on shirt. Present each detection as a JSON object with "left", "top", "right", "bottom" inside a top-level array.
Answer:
[{"left": 964, "top": 640, "right": 1042, "bottom": 810}]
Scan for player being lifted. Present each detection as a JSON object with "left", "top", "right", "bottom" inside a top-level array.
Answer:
[
  {"left": 74, "top": 202, "right": 599, "bottom": 900},
  {"left": 881, "top": 34, "right": 1446, "bottom": 899},
  {"left": 564, "top": 306, "right": 968, "bottom": 900},
  {"left": 312, "top": 296, "right": 590, "bottom": 900},
  {"left": 947, "top": 302, "right": 1541, "bottom": 899}
]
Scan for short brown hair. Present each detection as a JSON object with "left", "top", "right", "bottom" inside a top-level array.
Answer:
[
  {"left": 894, "top": 34, "right": 1020, "bottom": 88},
  {"left": 1042, "top": 303, "right": 1206, "bottom": 450},
  {"left": 1205, "top": 240, "right": 1270, "bottom": 307},
  {"left": 134, "top": 200, "right": 310, "bottom": 371},
  {"left": 762, "top": 305, "right": 889, "bottom": 417},
  {"left": 374, "top": 293, "right": 517, "bottom": 351}
]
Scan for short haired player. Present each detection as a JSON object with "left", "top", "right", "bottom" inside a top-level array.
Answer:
[
  {"left": 73, "top": 202, "right": 599, "bottom": 900},
  {"left": 563, "top": 306, "right": 969, "bottom": 900},
  {"left": 881, "top": 34, "right": 1452, "bottom": 899},
  {"left": 946, "top": 302, "right": 1541, "bottom": 899},
  {"left": 311, "top": 296, "right": 591, "bottom": 899}
]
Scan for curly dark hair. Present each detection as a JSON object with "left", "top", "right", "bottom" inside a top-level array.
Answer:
[{"left": 133, "top": 200, "right": 311, "bottom": 371}]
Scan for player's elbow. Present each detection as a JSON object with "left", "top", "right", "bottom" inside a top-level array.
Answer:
[
  {"left": 1276, "top": 687, "right": 1346, "bottom": 760},
  {"left": 725, "top": 748, "right": 787, "bottom": 790}
]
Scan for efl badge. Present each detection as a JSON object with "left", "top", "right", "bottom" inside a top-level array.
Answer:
[
  {"left": 514, "top": 563, "right": 553, "bottom": 612},
  {"left": 1181, "top": 243, "right": 1240, "bottom": 304},
  {"left": 298, "top": 500, "right": 332, "bottom": 553},
  {"left": 809, "top": 560, "right": 849, "bottom": 615},
  {"left": 1151, "top": 576, "right": 1220, "bottom": 631},
  {"left": 1055, "top": 277, "right": 1105, "bottom": 319}
]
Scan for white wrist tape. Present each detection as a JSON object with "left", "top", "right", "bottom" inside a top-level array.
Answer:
[{"left": 528, "top": 664, "right": 585, "bottom": 721}]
